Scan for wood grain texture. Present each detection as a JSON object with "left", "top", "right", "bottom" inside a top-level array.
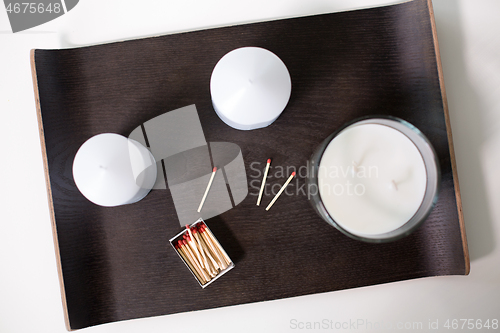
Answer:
[
  {"left": 30, "top": 49, "right": 72, "bottom": 331},
  {"left": 427, "top": 0, "right": 470, "bottom": 274},
  {"left": 31, "top": 0, "right": 468, "bottom": 329}
]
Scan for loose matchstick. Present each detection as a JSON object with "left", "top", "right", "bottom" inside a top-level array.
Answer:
[
  {"left": 257, "top": 159, "right": 271, "bottom": 206},
  {"left": 197, "top": 167, "right": 217, "bottom": 213},
  {"left": 265, "top": 172, "right": 296, "bottom": 211}
]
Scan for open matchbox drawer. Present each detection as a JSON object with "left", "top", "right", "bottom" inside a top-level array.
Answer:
[{"left": 169, "top": 219, "right": 235, "bottom": 288}]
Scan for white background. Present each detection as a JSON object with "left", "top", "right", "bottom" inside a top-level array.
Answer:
[{"left": 1, "top": 0, "right": 500, "bottom": 332}]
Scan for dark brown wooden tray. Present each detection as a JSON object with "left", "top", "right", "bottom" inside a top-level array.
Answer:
[{"left": 31, "top": 0, "right": 468, "bottom": 330}]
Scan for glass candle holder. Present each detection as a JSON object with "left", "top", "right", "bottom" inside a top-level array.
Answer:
[{"left": 307, "top": 116, "right": 440, "bottom": 243}]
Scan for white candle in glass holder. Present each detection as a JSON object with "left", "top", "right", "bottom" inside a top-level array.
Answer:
[
  {"left": 318, "top": 123, "right": 427, "bottom": 236},
  {"left": 210, "top": 47, "right": 292, "bottom": 131},
  {"left": 72, "top": 133, "right": 157, "bottom": 207}
]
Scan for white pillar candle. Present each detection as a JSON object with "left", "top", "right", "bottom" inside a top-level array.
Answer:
[
  {"left": 73, "top": 133, "right": 157, "bottom": 207},
  {"left": 317, "top": 123, "right": 428, "bottom": 237},
  {"left": 210, "top": 47, "right": 292, "bottom": 130}
]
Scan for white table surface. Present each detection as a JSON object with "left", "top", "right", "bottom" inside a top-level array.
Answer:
[{"left": 1, "top": 1, "right": 499, "bottom": 332}]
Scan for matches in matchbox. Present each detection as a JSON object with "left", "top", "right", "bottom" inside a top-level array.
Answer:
[{"left": 170, "top": 219, "right": 234, "bottom": 288}]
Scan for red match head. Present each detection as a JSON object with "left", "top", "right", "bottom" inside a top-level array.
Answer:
[
  {"left": 177, "top": 240, "right": 183, "bottom": 246},
  {"left": 185, "top": 224, "right": 190, "bottom": 230},
  {"left": 192, "top": 228, "right": 197, "bottom": 234},
  {"left": 292, "top": 172, "right": 296, "bottom": 176},
  {"left": 182, "top": 240, "right": 187, "bottom": 246},
  {"left": 213, "top": 167, "right": 217, "bottom": 172},
  {"left": 267, "top": 159, "right": 271, "bottom": 164}
]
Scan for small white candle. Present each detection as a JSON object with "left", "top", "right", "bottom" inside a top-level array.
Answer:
[
  {"left": 318, "top": 123, "right": 427, "bottom": 236},
  {"left": 210, "top": 47, "right": 292, "bottom": 130},
  {"left": 72, "top": 133, "right": 157, "bottom": 207}
]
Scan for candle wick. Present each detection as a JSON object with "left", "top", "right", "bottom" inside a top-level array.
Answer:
[
  {"left": 352, "top": 161, "right": 358, "bottom": 177},
  {"left": 392, "top": 180, "right": 398, "bottom": 191}
]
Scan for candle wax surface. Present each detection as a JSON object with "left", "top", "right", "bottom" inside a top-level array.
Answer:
[
  {"left": 318, "top": 124, "right": 427, "bottom": 236},
  {"left": 210, "top": 47, "right": 291, "bottom": 130},
  {"left": 73, "top": 133, "right": 156, "bottom": 207}
]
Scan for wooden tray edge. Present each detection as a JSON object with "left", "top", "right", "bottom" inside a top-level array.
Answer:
[
  {"left": 427, "top": 0, "right": 470, "bottom": 275},
  {"left": 30, "top": 49, "right": 74, "bottom": 331}
]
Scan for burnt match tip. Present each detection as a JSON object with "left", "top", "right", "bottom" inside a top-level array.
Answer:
[
  {"left": 292, "top": 172, "right": 296, "bottom": 176},
  {"left": 213, "top": 167, "right": 217, "bottom": 172},
  {"left": 267, "top": 159, "right": 271, "bottom": 164}
]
